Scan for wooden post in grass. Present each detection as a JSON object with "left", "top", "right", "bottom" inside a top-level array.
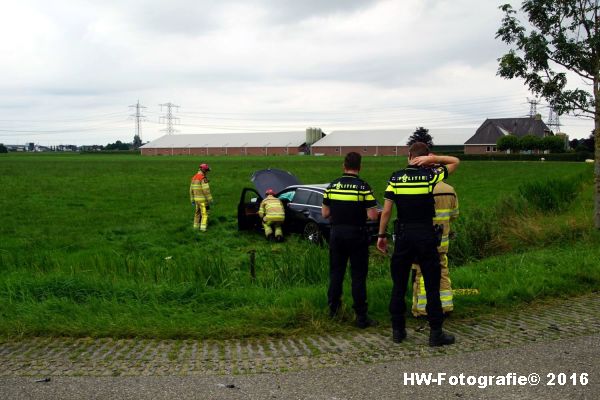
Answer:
[{"left": 248, "top": 250, "right": 256, "bottom": 282}]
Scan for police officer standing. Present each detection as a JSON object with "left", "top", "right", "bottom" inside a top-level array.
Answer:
[
  {"left": 376, "top": 143, "right": 459, "bottom": 346},
  {"left": 322, "top": 152, "right": 379, "bottom": 328}
]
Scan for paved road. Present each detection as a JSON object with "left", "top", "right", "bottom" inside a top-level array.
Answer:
[
  {"left": 1, "top": 333, "right": 598, "bottom": 399},
  {"left": 1, "top": 293, "right": 599, "bottom": 399}
]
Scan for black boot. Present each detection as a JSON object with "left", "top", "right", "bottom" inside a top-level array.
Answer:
[
  {"left": 392, "top": 328, "right": 407, "bottom": 343},
  {"left": 429, "top": 329, "right": 455, "bottom": 347},
  {"left": 356, "top": 315, "right": 379, "bottom": 329}
]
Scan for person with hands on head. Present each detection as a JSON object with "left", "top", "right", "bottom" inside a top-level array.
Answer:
[{"left": 376, "top": 143, "right": 459, "bottom": 346}]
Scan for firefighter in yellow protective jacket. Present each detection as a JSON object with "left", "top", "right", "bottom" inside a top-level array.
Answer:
[
  {"left": 412, "top": 181, "right": 459, "bottom": 317},
  {"left": 189, "top": 163, "right": 213, "bottom": 231},
  {"left": 259, "top": 188, "right": 285, "bottom": 242}
]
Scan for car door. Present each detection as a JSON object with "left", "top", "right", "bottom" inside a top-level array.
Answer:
[
  {"left": 286, "top": 188, "right": 313, "bottom": 232},
  {"left": 237, "top": 187, "right": 262, "bottom": 230}
]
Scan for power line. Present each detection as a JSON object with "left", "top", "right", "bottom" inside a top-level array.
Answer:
[
  {"left": 547, "top": 106, "right": 561, "bottom": 132},
  {"left": 129, "top": 100, "right": 147, "bottom": 142},
  {"left": 527, "top": 97, "right": 539, "bottom": 117},
  {"left": 159, "top": 102, "right": 180, "bottom": 134}
]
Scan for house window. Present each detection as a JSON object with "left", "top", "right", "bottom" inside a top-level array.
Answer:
[
  {"left": 486, "top": 146, "right": 491, "bottom": 152},
  {"left": 336, "top": 147, "right": 340, "bottom": 152},
  {"left": 363, "top": 147, "right": 368, "bottom": 153},
  {"left": 492, "top": 146, "right": 497, "bottom": 152}
]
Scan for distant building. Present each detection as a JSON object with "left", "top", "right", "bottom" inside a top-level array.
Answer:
[
  {"left": 4, "top": 144, "right": 28, "bottom": 152},
  {"left": 464, "top": 117, "right": 552, "bottom": 154},
  {"left": 140, "top": 128, "right": 324, "bottom": 156},
  {"left": 311, "top": 128, "right": 473, "bottom": 156}
]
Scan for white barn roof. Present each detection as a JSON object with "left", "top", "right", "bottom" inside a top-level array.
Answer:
[
  {"left": 312, "top": 128, "right": 474, "bottom": 147},
  {"left": 141, "top": 132, "right": 307, "bottom": 148}
]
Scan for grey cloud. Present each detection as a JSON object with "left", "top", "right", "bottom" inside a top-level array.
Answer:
[
  {"left": 132, "top": 1, "right": 220, "bottom": 35},
  {"left": 255, "top": 0, "right": 380, "bottom": 23},
  {"left": 92, "top": 0, "right": 223, "bottom": 36},
  {"left": 103, "top": 0, "right": 381, "bottom": 36}
]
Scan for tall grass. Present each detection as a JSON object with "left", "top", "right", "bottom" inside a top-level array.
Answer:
[
  {"left": 0, "top": 154, "right": 597, "bottom": 338},
  {"left": 518, "top": 173, "right": 585, "bottom": 212},
  {"left": 448, "top": 174, "right": 589, "bottom": 266}
]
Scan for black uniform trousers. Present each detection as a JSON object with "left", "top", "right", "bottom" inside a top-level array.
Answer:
[
  {"left": 328, "top": 225, "right": 370, "bottom": 316},
  {"left": 390, "top": 223, "right": 444, "bottom": 330}
]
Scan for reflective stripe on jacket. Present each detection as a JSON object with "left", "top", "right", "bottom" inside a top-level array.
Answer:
[
  {"left": 432, "top": 182, "right": 459, "bottom": 253},
  {"left": 259, "top": 196, "right": 285, "bottom": 222},
  {"left": 190, "top": 172, "right": 213, "bottom": 203}
]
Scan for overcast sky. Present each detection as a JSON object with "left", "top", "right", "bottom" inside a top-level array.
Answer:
[{"left": 0, "top": 0, "right": 594, "bottom": 146}]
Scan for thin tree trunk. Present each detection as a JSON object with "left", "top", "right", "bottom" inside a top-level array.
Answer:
[{"left": 595, "top": 74, "right": 600, "bottom": 229}]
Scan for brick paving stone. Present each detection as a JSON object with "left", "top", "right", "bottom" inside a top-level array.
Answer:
[{"left": 1, "top": 293, "right": 599, "bottom": 377}]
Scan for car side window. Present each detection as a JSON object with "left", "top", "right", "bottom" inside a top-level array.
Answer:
[
  {"left": 244, "top": 189, "right": 260, "bottom": 204},
  {"left": 291, "top": 189, "right": 311, "bottom": 204},
  {"left": 307, "top": 192, "right": 323, "bottom": 206}
]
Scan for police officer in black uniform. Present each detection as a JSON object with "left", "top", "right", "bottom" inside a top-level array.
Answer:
[
  {"left": 322, "top": 152, "right": 380, "bottom": 328},
  {"left": 377, "top": 143, "right": 460, "bottom": 346}
]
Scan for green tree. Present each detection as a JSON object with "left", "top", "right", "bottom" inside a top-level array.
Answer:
[
  {"left": 133, "top": 135, "right": 142, "bottom": 149},
  {"left": 519, "top": 134, "right": 543, "bottom": 152},
  {"left": 575, "top": 132, "right": 596, "bottom": 152},
  {"left": 407, "top": 126, "right": 434, "bottom": 148},
  {"left": 496, "top": 0, "right": 600, "bottom": 228},
  {"left": 105, "top": 140, "right": 131, "bottom": 151},
  {"left": 569, "top": 138, "right": 580, "bottom": 149},
  {"left": 542, "top": 135, "right": 567, "bottom": 153},
  {"left": 497, "top": 134, "right": 521, "bottom": 152},
  {"left": 0, "top": 143, "right": 7, "bottom": 153}
]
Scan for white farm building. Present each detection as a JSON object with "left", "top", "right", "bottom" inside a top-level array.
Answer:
[
  {"left": 140, "top": 127, "right": 473, "bottom": 156},
  {"left": 140, "top": 128, "right": 323, "bottom": 156},
  {"left": 311, "top": 128, "right": 473, "bottom": 156}
]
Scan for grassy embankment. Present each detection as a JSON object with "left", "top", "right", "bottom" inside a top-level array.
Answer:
[{"left": 0, "top": 153, "right": 598, "bottom": 339}]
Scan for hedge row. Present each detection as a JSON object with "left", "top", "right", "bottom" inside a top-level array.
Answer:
[{"left": 458, "top": 152, "right": 593, "bottom": 162}]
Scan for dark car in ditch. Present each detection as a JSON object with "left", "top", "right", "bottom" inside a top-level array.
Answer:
[{"left": 237, "top": 168, "right": 381, "bottom": 244}]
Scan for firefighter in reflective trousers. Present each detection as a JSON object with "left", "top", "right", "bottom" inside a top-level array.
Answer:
[
  {"left": 259, "top": 188, "right": 285, "bottom": 242},
  {"left": 189, "top": 163, "right": 213, "bottom": 231},
  {"left": 322, "top": 152, "right": 380, "bottom": 328},
  {"left": 412, "top": 181, "right": 459, "bottom": 317},
  {"left": 377, "top": 142, "right": 460, "bottom": 346}
]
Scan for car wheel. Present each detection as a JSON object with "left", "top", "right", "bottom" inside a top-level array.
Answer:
[{"left": 303, "top": 221, "right": 323, "bottom": 244}]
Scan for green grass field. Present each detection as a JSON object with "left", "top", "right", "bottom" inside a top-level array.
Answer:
[{"left": 0, "top": 153, "right": 598, "bottom": 339}]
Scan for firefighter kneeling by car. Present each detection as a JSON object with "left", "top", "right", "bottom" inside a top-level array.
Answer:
[{"left": 259, "top": 188, "right": 285, "bottom": 242}]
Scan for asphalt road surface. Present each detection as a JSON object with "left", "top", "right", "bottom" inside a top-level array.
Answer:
[{"left": 1, "top": 333, "right": 598, "bottom": 400}]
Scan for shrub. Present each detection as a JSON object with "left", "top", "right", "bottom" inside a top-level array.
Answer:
[
  {"left": 518, "top": 175, "right": 583, "bottom": 212},
  {"left": 449, "top": 208, "right": 500, "bottom": 265},
  {"left": 519, "top": 135, "right": 542, "bottom": 152},
  {"left": 448, "top": 175, "right": 585, "bottom": 265},
  {"left": 497, "top": 135, "right": 520, "bottom": 152},
  {"left": 542, "top": 135, "right": 567, "bottom": 153},
  {"left": 458, "top": 152, "right": 592, "bottom": 161}
]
